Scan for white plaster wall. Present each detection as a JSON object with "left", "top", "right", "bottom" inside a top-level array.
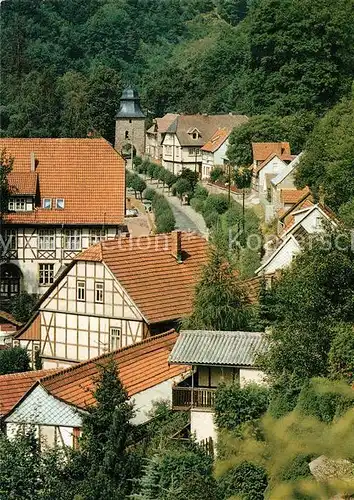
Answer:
[
  {"left": 259, "top": 236, "right": 300, "bottom": 274},
  {"left": 240, "top": 368, "right": 266, "bottom": 387},
  {"left": 259, "top": 157, "right": 287, "bottom": 195},
  {"left": 190, "top": 409, "right": 217, "bottom": 444}
]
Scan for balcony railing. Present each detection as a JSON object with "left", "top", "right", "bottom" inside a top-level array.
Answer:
[{"left": 172, "top": 386, "right": 216, "bottom": 409}]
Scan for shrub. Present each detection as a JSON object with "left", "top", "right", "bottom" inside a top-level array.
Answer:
[
  {"left": 218, "top": 462, "right": 268, "bottom": 500},
  {"left": 203, "top": 210, "right": 220, "bottom": 229},
  {"left": 171, "top": 184, "right": 177, "bottom": 196},
  {"left": 268, "top": 373, "right": 304, "bottom": 419},
  {"left": 190, "top": 197, "right": 205, "bottom": 213},
  {"left": 153, "top": 164, "right": 163, "bottom": 181},
  {"left": 193, "top": 184, "right": 209, "bottom": 200},
  {"left": 239, "top": 247, "right": 261, "bottom": 279},
  {"left": 223, "top": 204, "right": 242, "bottom": 227},
  {"left": 210, "top": 166, "right": 224, "bottom": 182},
  {"left": 203, "top": 194, "right": 229, "bottom": 215},
  {"left": 140, "top": 158, "right": 150, "bottom": 175},
  {"left": 0, "top": 347, "right": 31, "bottom": 375},
  {"left": 126, "top": 170, "right": 134, "bottom": 188},
  {"left": 147, "top": 162, "right": 155, "bottom": 179},
  {"left": 214, "top": 383, "right": 269, "bottom": 431},
  {"left": 143, "top": 187, "right": 156, "bottom": 201},
  {"left": 179, "top": 168, "right": 199, "bottom": 191},
  {"left": 10, "top": 291, "right": 36, "bottom": 323},
  {"left": 133, "top": 155, "right": 143, "bottom": 170},
  {"left": 295, "top": 377, "right": 354, "bottom": 423},
  {"left": 328, "top": 323, "right": 354, "bottom": 381},
  {"left": 155, "top": 210, "right": 176, "bottom": 233},
  {"left": 131, "top": 175, "right": 146, "bottom": 199}
]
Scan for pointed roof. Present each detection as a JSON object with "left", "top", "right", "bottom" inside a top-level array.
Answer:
[{"left": 116, "top": 87, "right": 145, "bottom": 119}]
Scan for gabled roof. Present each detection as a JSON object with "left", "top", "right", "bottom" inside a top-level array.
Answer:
[
  {"left": 280, "top": 203, "right": 337, "bottom": 240},
  {"left": 0, "top": 311, "right": 22, "bottom": 327},
  {"left": 256, "top": 234, "right": 301, "bottom": 275},
  {"left": 280, "top": 187, "right": 310, "bottom": 205},
  {"left": 201, "top": 128, "right": 230, "bottom": 153},
  {"left": 166, "top": 114, "right": 248, "bottom": 147},
  {"left": 169, "top": 330, "right": 267, "bottom": 367},
  {"left": 271, "top": 152, "right": 304, "bottom": 186},
  {"left": 1, "top": 138, "right": 125, "bottom": 225},
  {"left": 1, "top": 331, "right": 189, "bottom": 418},
  {"left": 252, "top": 142, "right": 291, "bottom": 162},
  {"left": 75, "top": 232, "right": 208, "bottom": 324},
  {"left": 278, "top": 191, "right": 313, "bottom": 222},
  {"left": 8, "top": 172, "right": 38, "bottom": 196},
  {"left": 0, "top": 369, "right": 58, "bottom": 416},
  {"left": 255, "top": 152, "right": 296, "bottom": 174},
  {"left": 146, "top": 114, "right": 179, "bottom": 135}
]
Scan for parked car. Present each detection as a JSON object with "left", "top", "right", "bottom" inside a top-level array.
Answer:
[{"left": 125, "top": 208, "right": 139, "bottom": 217}]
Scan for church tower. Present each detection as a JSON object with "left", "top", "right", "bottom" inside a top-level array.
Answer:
[{"left": 115, "top": 87, "right": 146, "bottom": 157}]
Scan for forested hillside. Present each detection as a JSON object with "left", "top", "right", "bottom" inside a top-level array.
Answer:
[{"left": 1, "top": 0, "right": 354, "bottom": 143}]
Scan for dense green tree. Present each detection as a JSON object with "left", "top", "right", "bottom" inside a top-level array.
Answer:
[
  {"left": 328, "top": 324, "right": 354, "bottom": 382},
  {"left": 174, "top": 178, "right": 192, "bottom": 203},
  {"left": 10, "top": 291, "right": 37, "bottom": 323},
  {"left": 0, "top": 149, "right": 14, "bottom": 226},
  {"left": 296, "top": 91, "right": 354, "bottom": 211},
  {"left": 57, "top": 71, "right": 90, "bottom": 137},
  {"left": 186, "top": 230, "right": 249, "bottom": 330},
  {"left": 0, "top": 347, "right": 31, "bottom": 375}
]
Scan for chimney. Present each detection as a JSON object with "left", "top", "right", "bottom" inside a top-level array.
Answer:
[
  {"left": 30, "top": 152, "right": 36, "bottom": 172},
  {"left": 171, "top": 230, "right": 182, "bottom": 263}
]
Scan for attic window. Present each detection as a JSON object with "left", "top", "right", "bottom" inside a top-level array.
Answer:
[
  {"left": 192, "top": 132, "right": 197, "bottom": 139},
  {"left": 56, "top": 198, "right": 65, "bottom": 209},
  {"left": 42, "top": 198, "right": 52, "bottom": 209}
]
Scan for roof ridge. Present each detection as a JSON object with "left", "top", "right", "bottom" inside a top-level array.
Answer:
[
  {"left": 0, "top": 368, "right": 56, "bottom": 379},
  {"left": 39, "top": 329, "right": 177, "bottom": 384}
]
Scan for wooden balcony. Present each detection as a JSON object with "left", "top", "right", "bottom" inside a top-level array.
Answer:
[{"left": 172, "top": 386, "right": 216, "bottom": 410}]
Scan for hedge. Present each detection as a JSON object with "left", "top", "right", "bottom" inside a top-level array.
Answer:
[
  {"left": 218, "top": 462, "right": 268, "bottom": 500},
  {"left": 144, "top": 188, "right": 176, "bottom": 234}
]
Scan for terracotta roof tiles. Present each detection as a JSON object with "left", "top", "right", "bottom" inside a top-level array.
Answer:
[
  {"left": 8, "top": 172, "right": 38, "bottom": 195},
  {"left": 280, "top": 187, "right": 311, "bottom": 204},
  {"left": 77, "top": 232, "right": 208, "bottom": 324},
  {"left": 252, "top": 142, "right": 291, "bottom": 162},
  {"left": 201, "top": 128, "right": 230, "bottom": 153},
  {"left": 1, "top": 138, "right": 125, "bottom": 225}
]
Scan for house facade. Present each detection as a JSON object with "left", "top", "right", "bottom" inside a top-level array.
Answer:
[
  {"left": 15, "top": 231, "right": 208, "bottom": 368},
  {"left": 169, "top": 330, "right": 267, "bottom": 446},
  {"left": 257, "top": 204, "right": 337, "bottom": 275},
  {"left": 1, "top": 331, "right": 190, "bottom": 448},
  {"left": 251, "top": 142, "right": 293, "bottom": 194},
  {"left": 200, "top": 128, "right": 231, "bottom": 180},
  {"left": 270, "top": 152, "right": 304, "bottom": 215},
  {"left": 161, "top": 114, "right": 248, "bottom": 177},
  {"left": 0, "top": 138, "right": 127, "bottom": 303},
  {"left": 145, "top": 113, "right": 179, "bottom": 161}
]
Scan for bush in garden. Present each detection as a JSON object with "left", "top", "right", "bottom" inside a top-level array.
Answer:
[
  {"left": 214, "top": 383, "right": 269, "bottom": 431},
  {"left": 267, "top": 373, "right": 304, "bottom": 419},
  {"left": 190, "top": 197, "right": 206, "bottom": 213},
  {"left": 203, "top": 210, "right": 220, "bottom": 229},
  {"left": 0, "top": 347, "right": 31, "bottom": 375},
  {"left": 193, "top": 184, "right": 209, "bottom": 200},
  {"left": 295, "top": 377, "right": 354, "bottom": 423},
  {"left": 10, "top": 291, "right": 36, "bottom": 323},
  {"left": 217, "top": 461, "right": 268, "bottom": 500},
  {"left": 179, "top": 168, "right": 199, "bottom": 191},
  {"left": 328, "top": 323, "right": 354, "bottom": 382},
  {"left": 203, "top": 194, "right": 229, "bottom": 215},
  {"left": 210, "top": 166, "right": 224, "bottom": 183},
  {"left": 143, "top": 187, "right": 156, "bottom": 201}
]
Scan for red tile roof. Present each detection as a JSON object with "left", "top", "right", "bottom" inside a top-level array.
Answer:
[
  {"left": 0, "top": 370, "right": 57, "bottom": 416},
  {"left": 256, "top": 151, "right": 296, "bottom": 173},
  {"left": 280, "top": 187, "right": 310, "bottom": 204},
  {"left": 252, "top": 142, "right": 291, "bottom": 162},
  {"left": 8, "top": 172, "right": 38, "bottom": 195},
  {"left": 1, "top": 138, "right": 125, "bottom": 225},
  {"left": 147, "top": 114, "right": 179, "bottom": 134},
  {"left": 76, "top": 232, "right": 208, "bottom": 324},
  {"left": 1, "top": 331, "right": 189, "bottom": 417},
  {"left": 201, "top": 128, "right": 230, "bottom": 153}
]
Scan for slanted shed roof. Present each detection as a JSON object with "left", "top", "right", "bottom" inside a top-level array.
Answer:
[
  {"left": 76, "top": 232, "right": 208, "bottom": 324},
  {"left": 169, "top": 330, "right": 267, "bottom": 367},
  {"left": 0, "top": 311, "right": 22, "bottom": 327},
  {"left": 1, "top": 138, "right": 125, "bottom": 225}
]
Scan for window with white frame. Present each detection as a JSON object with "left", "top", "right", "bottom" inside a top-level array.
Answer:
[
  {"left": 4, "top": 229, "right": 17, "bottom": 249},
  {"left": 90, "top": 228, "right": 107, "bottom": 245},
  {"left": 8, "top": 197, "right": 26, "bottom": 211},
  {"left": 110, "top": 328, "right": 121, "bottom": 350},
  {"left": 188, "top": 148, "right": 195, "bottom": 156},
  {"left": 39, "top": 264, "right": 54, "bottom": 285},
  {"left": 165, "top": 145, "right": 172, "bottom": 156},
  {"left": 56, "top": 198, "right": 65, "bottom": 209},
  {"left": 77, "top": 281, "right": 86, "bottom": 301},
  {"left": 42, "top": 198, "right": 52, "bottom": 209},
  {"left": 95, "top": 282, "right": 104, "bottom": 303},
  {"left": 64, "top": 229, "right": 81, "bottom": 250},
  {"left": 38, "top": 229, "right": 55, "bottom": 250}
]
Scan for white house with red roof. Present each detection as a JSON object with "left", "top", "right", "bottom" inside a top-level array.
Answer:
[
  {"left": 14, "top": 231, "right": 207, "bottom": 368},
  {"left": 145, "top": 113, "right": 179, "bottom": 161},
  {"left": 257, "top": 204, "right": 337, "bottom": 275},
  {"left": 0, "top": 331, "right": 190, "bottom": 448},
  {"left": 0, "top": 138, "right": 127, "bottom": 302},
  {"left": 200, "top": 128, "right": 232, "bottom": 180}
]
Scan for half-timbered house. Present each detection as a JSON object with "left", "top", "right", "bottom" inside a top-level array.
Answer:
[
  {"left": 14, "top": 231, "right": 208, "bottom": 368},
  {"left": 0, "top": 138, "right": 127, "bottom": 305},
  {"left": 1, "top": 331, "right": 190, "bottom": 448}
]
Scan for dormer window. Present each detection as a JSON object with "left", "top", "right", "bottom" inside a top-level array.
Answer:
[
  {"left": 192, "top": 132, "right": 197, "bottom": 139},
  {"left": 187, "top": 127, "right": 201, "bottom": 140},
  {"left": 43, "top": 198, "right": 52, "bottom": 209},
  {"left": 56, "top": 198, "right": 65, "bottom": 209},
  {"left": 8, "top": 198, "right": 26, "bottom": 211}
]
